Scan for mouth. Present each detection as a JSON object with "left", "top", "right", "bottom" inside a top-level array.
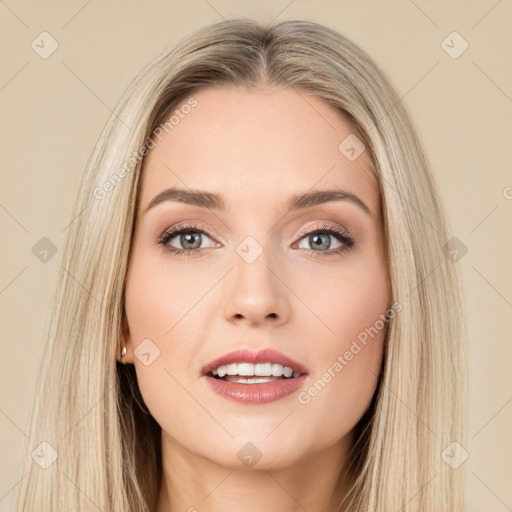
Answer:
[
  {"left": 200, "top": 348, "right": 309, "bottom": 404},
  {"left": 208, "top": 362, "right": 301, "bottom": 383}
]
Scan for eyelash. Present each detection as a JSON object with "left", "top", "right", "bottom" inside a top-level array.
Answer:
[{"left": 155, "top": 223, "right": 356, "bottom": 259}]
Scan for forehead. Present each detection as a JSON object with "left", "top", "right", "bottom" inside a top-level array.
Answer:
[{"left": 138, "top": 84, "right": 379, "bottom": 216}]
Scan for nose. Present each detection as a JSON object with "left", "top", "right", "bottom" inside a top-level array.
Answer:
[{"left": 223, "top": 246, "right": 291, "bottom": 327}]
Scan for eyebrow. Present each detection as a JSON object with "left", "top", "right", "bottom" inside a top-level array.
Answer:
[{"left": 143, "top": 186, "right": 372, "bottom": 216}]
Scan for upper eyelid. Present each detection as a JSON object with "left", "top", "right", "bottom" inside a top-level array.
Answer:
[
  {"left": 296, "top": 222, "right": 352, "bottom": 238},
  {"left": 157, "top": 224, "right": 214, "bottom": 243}
]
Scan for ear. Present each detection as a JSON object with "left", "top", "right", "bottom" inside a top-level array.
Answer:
[{"left": 117, "top": 312, "right": 134, "bottom": 365}]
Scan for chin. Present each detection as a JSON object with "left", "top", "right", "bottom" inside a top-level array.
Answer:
[{"left": 198, "top": 435, "right": 313, "bottom": 471}]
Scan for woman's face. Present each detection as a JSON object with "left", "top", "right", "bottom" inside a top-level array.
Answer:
[{"left": 122, "top": 84, "right": 391, "bottom": 470}]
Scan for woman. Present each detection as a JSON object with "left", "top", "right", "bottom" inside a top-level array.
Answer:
[{"left": 15, "top": 17, "right": 468, "bottom": 512}]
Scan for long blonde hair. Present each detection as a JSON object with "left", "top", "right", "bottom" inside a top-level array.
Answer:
[{"left": 15, "top": 17, "right": 468, "bottom": 511}]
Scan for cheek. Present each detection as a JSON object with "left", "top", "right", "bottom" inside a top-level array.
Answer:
[
  {"left": 123, "top": 239, "right": 230, "bottom": 410},
  {"left": 297, "top": 341, "right": 383, "bottom": 450},
  {"left": 296, "top": 254, "right": 390, "bottom": 346},
  {"left": 124, "top": 249, "right": 206, "bottom": 343},
  {"left": 296, "top": 303, "right": 386, "bottom": 449},
  {"left": 123, "top": 258, "right": 207, "bottom": 436},
  {"left": 292, "top": 256, "right": 389, "bottom": 437}
]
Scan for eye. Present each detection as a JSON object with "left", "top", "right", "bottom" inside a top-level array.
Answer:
[
  {"left": 294, "top": 224, "right": 355, "bottom": 257},
  {"left": 156, "top": 222, "right": 356, "bottom": 259},
  {"left": 156, "top": 223, "right": 217, "bottom": 257}
]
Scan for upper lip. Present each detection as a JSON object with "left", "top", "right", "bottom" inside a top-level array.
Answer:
[{"left": 201, "top": 348, "right": 309, "bottom": 376}]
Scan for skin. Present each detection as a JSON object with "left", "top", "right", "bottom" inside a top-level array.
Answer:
[{"left": 120, "top": 83, "right": 391, "bottom": 512}]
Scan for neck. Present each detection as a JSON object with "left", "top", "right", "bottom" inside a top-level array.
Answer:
[{"left": 155, "top": 430, "right": 355, "bottom": 512}]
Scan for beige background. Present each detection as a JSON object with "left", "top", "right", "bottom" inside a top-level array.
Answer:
[{"left": 1, "top": 1, "right": 511, "bottom": 510}]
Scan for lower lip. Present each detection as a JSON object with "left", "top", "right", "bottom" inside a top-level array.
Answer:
[{"left": 202, "top": 374, "right": 307, "bottom": 404}]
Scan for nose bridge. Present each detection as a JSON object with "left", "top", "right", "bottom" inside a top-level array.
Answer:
[{"left": 223, "top": 236, "right": 289, "bottom": 325}]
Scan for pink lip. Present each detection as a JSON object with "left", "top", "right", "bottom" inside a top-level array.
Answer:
[
  {"left": 202, "top": 374, "right": 308, "bottom": 404},
  {"left": 200, "top": 348, "right": 309, "bottom": 405},
  {"left": 201, "top": 348, "right": 309, "bottom": 376}
]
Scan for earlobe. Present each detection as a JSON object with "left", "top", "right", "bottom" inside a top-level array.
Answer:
[
  {"left": 118, "top": 338, "right": 133, "bottom": 365},
  {"left": 120, "top": 346, "right": 128, "bottom": 365},
  {"left": 118, "top": 315, "right": 133, "bottom": 365}
]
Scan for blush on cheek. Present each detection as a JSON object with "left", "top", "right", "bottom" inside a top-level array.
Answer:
[
  {"left": 314, "top": 290, "right": 389, "bottom": 349},
  {"left": 294, "top": 252, "right": 388, "bottom": 334}
]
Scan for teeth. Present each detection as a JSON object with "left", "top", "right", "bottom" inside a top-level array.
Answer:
[
  {"left": 226, "top": 363, "right": 238, "bottom": 376},
  {"left": 225, "top": 376, "right": 280, "bottom": 384},
  {"left": 255, "top": 363, "right": 272, "bottom": 376},
  {"left": 238, "top": 363, "right": 254, "bottom": 376},
  {"left": 211, "top": 362, "right": 300, "bottom": 378},
  {"left": 283, "top": 366, "right": 293, "bottom": 378}
]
